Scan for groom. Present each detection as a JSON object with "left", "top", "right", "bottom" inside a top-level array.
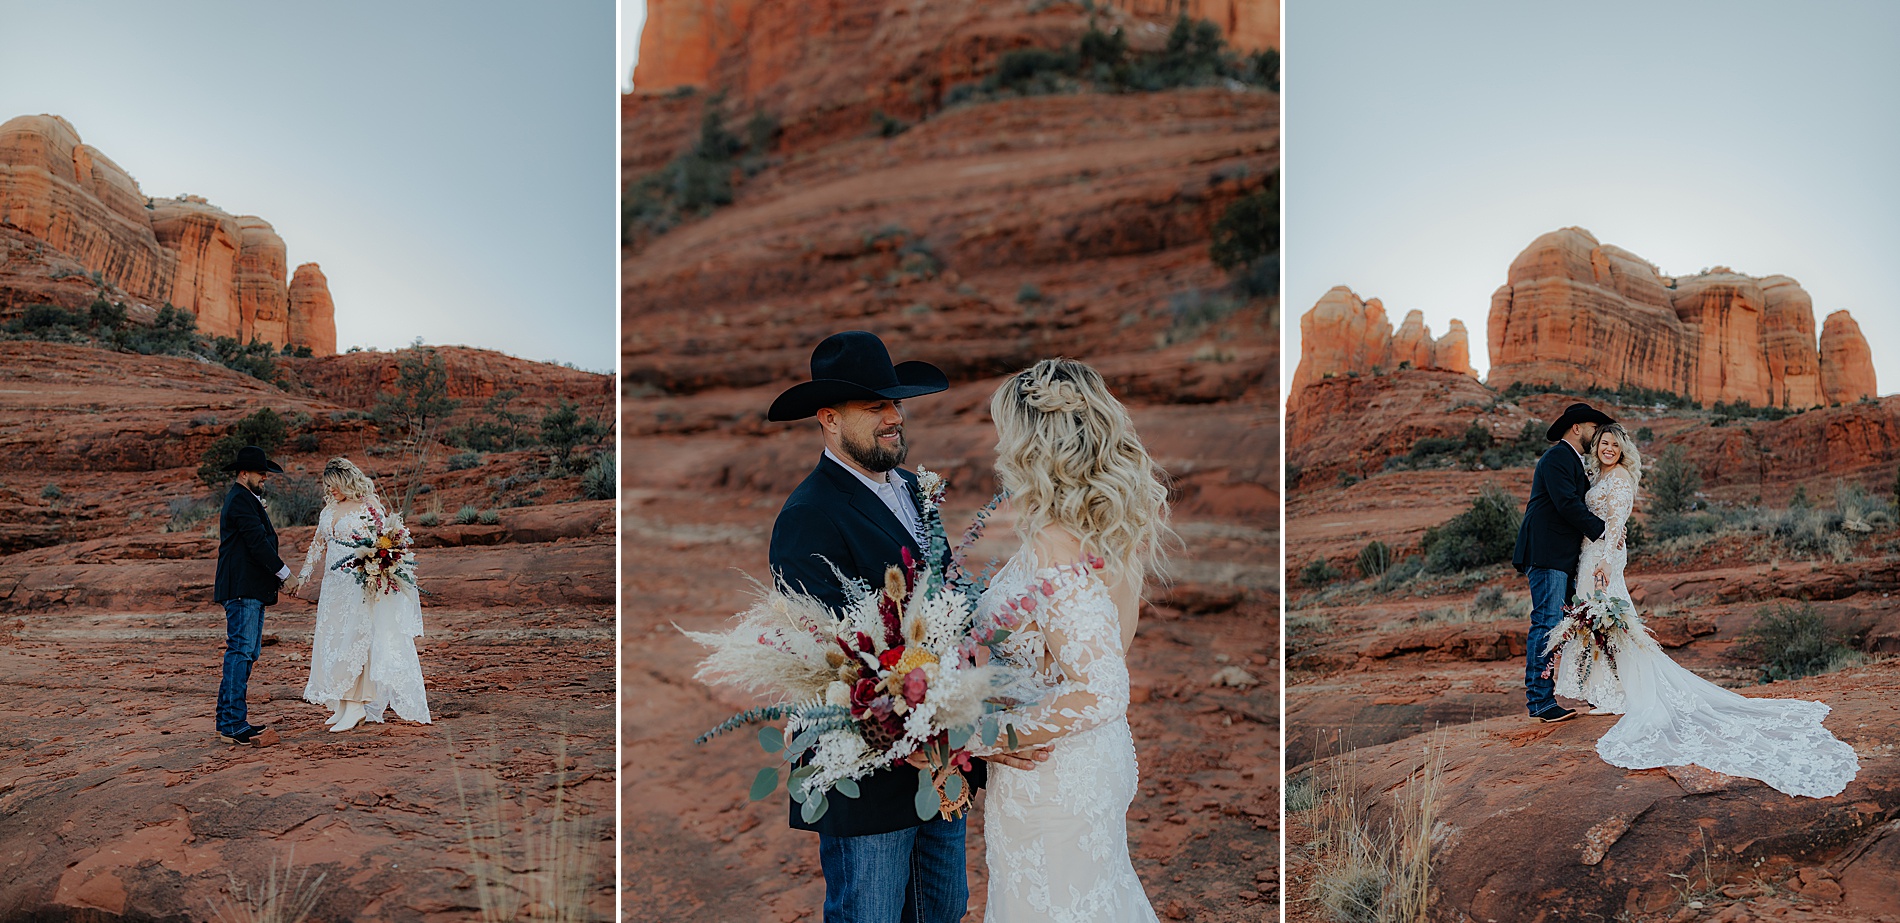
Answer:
[
  {"left": 1511, "top": 401, "right": 1612, "bottom": 723},
  {"left": 767, "top": 331, "right": 1041, "bottom": 923},
  {"left": 213, "top": 444, "right": 290, "bottom": 747}
]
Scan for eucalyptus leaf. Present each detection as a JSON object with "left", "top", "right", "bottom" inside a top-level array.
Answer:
[
  {"left": 788, "top": 729, "right": 818, "bottom": 755},
  {"left": 981, "top": 721, "right": 999, "bottom": 747},
  {"left": 758, "top": 725, "right": 785, "bottom": 754},
  {"left": 801, "top": 792, "right": 828, "bottom": 824},
  {"left": 944, "top": 772, "right": 964, "bottom": 803},
  {"left": 748, "top": 766, "right": 779, "bottom": 802},
  {"left": 1006, "top": 726, "right": 1020, "bottom": 751},
  {"left": 834, "top": 777, "right": 860, "bottom": 799},
  {"left": 990, "top": 629, "right": 1012, "bottom": 645},
  {"left": 914, "top": 769, "right": 940, "bottom": 820},
  {"left": 947, "top": 725, "right": 973, "bottom": 751}
]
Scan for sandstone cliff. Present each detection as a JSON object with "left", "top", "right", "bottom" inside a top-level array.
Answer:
[
  {"left": 1287, "top": 286, "right": 1474, "bottom": 407},
  {"left": 1487, "top": 227, "right": 1875, "bottom": 406},
  {"left": 0, "top": 114, "right": 335, "bottom": 354}
]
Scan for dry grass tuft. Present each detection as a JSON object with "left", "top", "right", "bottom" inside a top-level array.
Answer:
[
  {"left": 450, "top": 729, "right": 599, "bottom": 922},
  {"left": 208, "top": 848, "right": 327, "bottom": 923}
]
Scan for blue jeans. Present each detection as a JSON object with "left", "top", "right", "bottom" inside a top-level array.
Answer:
[
  {"left": 216, "top": 598, "right": 266, "bottom": 735},
  {"left": 1524, "top": 566, "right": 1574, "bottom": 714},
  {"left": 818, "top": 816, "right": 967, "bottom": 923}
]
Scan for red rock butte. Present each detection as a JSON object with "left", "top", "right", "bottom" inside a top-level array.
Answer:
[
  {"left": 1288, "top": 286, "right": 1472, "bottom": 408},
  {"left": 1291, "top": 227, "right": 1878, "bottom": 409},
  {"left": 0, "top": 114, "right": 336, "bottom": 355}
]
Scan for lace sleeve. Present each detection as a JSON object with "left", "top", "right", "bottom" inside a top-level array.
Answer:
[
  {"left": 1603, "top": 470, "right": 1635, "bottom": 549},
  {"left": 298, "top": 505, "right": 332, "bottom": 583},
  {"left": 975, "top": 566, "right": 1128, "bottom": 752}
]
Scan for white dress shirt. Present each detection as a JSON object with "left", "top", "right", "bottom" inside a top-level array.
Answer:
[{"left": 826, "top": 448, "right": 923, "bottom": 547}]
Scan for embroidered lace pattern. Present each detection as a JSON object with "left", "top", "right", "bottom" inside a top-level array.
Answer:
[{"left": 973, "top": 548, "right": 1158, "bottom": 923}]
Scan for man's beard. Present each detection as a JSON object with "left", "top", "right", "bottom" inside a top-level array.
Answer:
[{"left": 842, "top": 426, "right": 907, "bottom": 473}]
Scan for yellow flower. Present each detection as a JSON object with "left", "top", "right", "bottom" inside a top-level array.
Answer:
[
  {"left": 376, "top": 534, "right": 395, "bottom": 550},
  {"left": 892, "top": 647, "right": 937, "bottom": 675}
]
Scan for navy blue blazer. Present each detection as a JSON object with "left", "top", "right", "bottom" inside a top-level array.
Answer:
[
  {"left": 214, "top": 482, "right": 288, "bottom": 605},
  {"left": 1511, "top": 442, "right": 1607, "bottom": 578},
  {"left": 768, "top": 454, "right": 982, "bottom": 837}
]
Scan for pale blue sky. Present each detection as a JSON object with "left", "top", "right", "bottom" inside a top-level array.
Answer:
[
  {"left": 1287, "top": 1, "right": 1900, "bottom": 397},
  {"left": 0, "top": 1, "right": 617, "bottom": 370}
]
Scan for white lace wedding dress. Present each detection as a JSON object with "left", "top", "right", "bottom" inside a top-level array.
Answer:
[
  {"left": 1549, "top": 467, "right": 1857, "bottom": 797},
  {"left": 298, "top": 499, "right": 431, "bottom": 724},
  {"left": 974, "top": 548, "right": 1157, "bottom": 923}
]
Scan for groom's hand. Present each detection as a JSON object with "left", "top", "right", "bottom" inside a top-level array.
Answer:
[{"left": 980, "top": 746, "right": 1052, "bottom": 771}]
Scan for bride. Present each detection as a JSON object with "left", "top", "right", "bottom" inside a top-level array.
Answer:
[
  {"left": 289, "top": 457, "right": 432, "bottom": 731},
  {"left": 1548, "top": 424, "right": 1857, "bottom": 797},
  {"left": 969, "top": 359, "right": 1171, "bottom": 923}
]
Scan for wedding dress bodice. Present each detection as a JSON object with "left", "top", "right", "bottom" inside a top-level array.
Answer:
[{"left": 972, "top": 547, "right": 1157, "bottom": 923}]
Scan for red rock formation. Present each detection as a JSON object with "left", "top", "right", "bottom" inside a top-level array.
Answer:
[
  {"left": 0, "top": 114, "right": 335, "bottom": 353},
  {"left": 1105, "top": 0, "right": 1279, "bottom": 51},
  {"left": 1488, "top": 227, "right": 1876, "bottom": 406},
  {"left": 148, "top": 196, "right": 243, "bottom": 338},
  {"left": 1289, "top": 287, "right": 1475, "bottom": 410},
  {"left": 234, "top": 216, "right": 289, "bottom": 346},
  {"left": 1820, "top": 310, "right": 1877, "bottom": 404},
  {"left": 286, "top": 262, "right": 336, "bottom": 356}
]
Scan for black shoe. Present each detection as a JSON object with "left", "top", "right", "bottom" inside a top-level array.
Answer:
[
  {"left": 1531, "top": 705, "right": 1577, "bottom": 723},
  {"left": 219, "top": 724, "right": 271, "bottom": 745}
]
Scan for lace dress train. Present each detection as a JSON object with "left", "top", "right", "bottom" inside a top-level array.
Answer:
[
  {"left": 298, "top": 502, "right": 431, "bottom": 724},
  {"left": 975, "top": 550, "right": 1157, "bottom": 923},
  {"left": 1550, "top": 469, "right": 1856, "bottom": 798}
]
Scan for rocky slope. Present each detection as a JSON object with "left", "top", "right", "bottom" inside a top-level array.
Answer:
[
  {"left": 0, "top": 114, "right": 335, "bottom": 354},
  {"left": 0, "top": 340, "right": 615, "bottom": 921},
  {"left": 623, "top": 1, "right": 1277, "bottom": 917}
]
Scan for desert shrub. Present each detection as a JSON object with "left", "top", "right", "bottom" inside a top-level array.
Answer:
[
  {"left": 1016, "top": 283, "right": 1044, "bottom": 305},
  {"left": 120, "top": 304, "right": 201, "bottom": 356},
  {"left": 624, "top": 94, "right": 776, "bottom": 245},
  {"left": 1645, "top": 446, "right": 1702, "bottom": 515},
  {"left": 871, "top": 109, "right": 910, "bottom": 137},
  {"left": 1357, "top": 541, "right": 1392, "bottom": 578},
  {"left": 448, "top": 451, "right": 483, "bottom": 471},
  {"left": 1737, "top": 603, "right": 1865, "bottom": 683},
  {"left": 209, "top": 335, "right": 281, "bottom": 383},
  {"left": 1498, "top": 380, "right": 1699, "bottom": 411},
  {"left": 414, "top": 511, "right": 439, "bottom": 527},
  {"left": 1161, "top": 289, "right": 1245, "bottom": 345},
  {"left": 478, "top": 509, "right": 500, "bottom": 525},
  {"left": 1285, "top": 772, "right": 1316, "bottom": 813},
  {"left": 267, "top": 475, "right": 325, "bottom": 528},
  {"left": 1375, "top": 556, "right": 1426, "bottom": 593},
  {"left": 456, "top": 504, "right": 480, "bottom": 525},
  {"left": 581, "top": 451, "right": 616, "bottom": 501},
  {"left": 1301, "top": 557, "right": 1342, "bottom": 588},
  {"left": 1648, "top": 510, "right": 1720, "bottom": 543},
  {"left": 447, "top": 389, "right": 535, "bottom": 452},
  {"left": 197, "top": 408, "right": 290, "bottom": 489},
  {"left": 1210, "top": 182, "right": 1278, "bottom": 281},
  {"left": 165, "top": 495, "right": 221, "bottom": 533},
  {"left": 41, "top": 483, "right": 62, "bottom": 500},
  {"left": 541, "top": 401, "right": 608, "bottom": 473},
  {"left": 1421, "top": 484, "right": 1522, "bottom": 573},
  {"left": 989, "top": 47, "right": 1077, "bottom": 95},
  {"left": 1634, "top": 426, "right": 1655, "bottom": 443}
]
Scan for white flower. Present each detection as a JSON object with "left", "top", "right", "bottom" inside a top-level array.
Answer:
[{"left": 825, "top": 681, "right": 851, "bottom": 707}]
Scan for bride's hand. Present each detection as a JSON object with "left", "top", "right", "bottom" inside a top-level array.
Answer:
[{"left": 980, "top": 745, "right": 1052, "bottom": 771}]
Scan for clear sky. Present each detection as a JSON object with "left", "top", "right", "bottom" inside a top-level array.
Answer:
[
  {"left": 0, "top": 1, "right": 617, "bottom": 371},
  {"left": 1286, "top": 1, "right": 1900, "bottom": 397},
  {"left": 621, "top": 1, "right": 648, "bottom": 91}
]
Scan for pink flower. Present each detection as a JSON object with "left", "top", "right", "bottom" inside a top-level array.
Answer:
[{"left": 901, "top": 668, "right": 928, "bottom": 706}]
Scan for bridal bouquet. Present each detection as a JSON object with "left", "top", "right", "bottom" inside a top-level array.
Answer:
[
  {"left": 329, "top": 504, "right": 418, "bottom": 602},
  {"left": 1542, "top": 588, "right": 1635, "bottom": 685},
  {"left": 687, "top": 468, "right": 1022, "bottom": 825}
]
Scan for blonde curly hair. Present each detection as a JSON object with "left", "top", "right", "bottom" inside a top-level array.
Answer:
[
  {"left": 320, "top": 457, "right": 378, "bottom": 504},
  {"left": 1586, "top": 423, "right": 1643, "bottom": 485},
  {"left": 990, "top": 358, "right": 1174, "bottom": 585}
]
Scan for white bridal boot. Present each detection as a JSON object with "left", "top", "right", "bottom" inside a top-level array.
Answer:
[{"left": 330, "top": 700, "right": 366, "bottom": 732}]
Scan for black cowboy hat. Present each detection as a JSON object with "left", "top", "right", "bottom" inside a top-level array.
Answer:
[
  {"left": 767, "top": 331, "right": 948, "bottom": 422},
  {"left": 1545, "top": 402, "right": 1615, "bottom": 442},
  {"left": 223, "top": 445, "right": 285, "bottom": 474}
]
